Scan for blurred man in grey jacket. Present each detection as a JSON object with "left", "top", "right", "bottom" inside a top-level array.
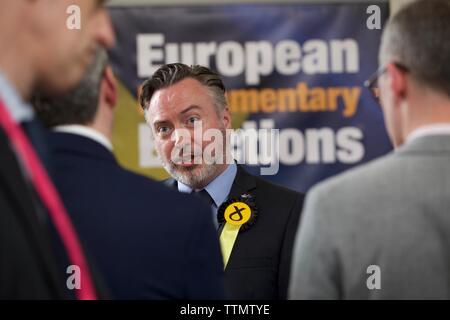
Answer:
[{"left": 289, "top": 0, "right": 450, "bottom": 299}]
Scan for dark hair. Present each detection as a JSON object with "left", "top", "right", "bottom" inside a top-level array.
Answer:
[
  {"left": 380, "top": 0, "right": 450, "bottom": 97},
  {"left": 139, "top": 63, "right": 227, "bottom": 114},
  {"left": 33, "top": 49, "right": 108, "bottom": 128}
]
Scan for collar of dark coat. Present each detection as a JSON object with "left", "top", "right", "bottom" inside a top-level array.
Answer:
[
  {"left": 228, "top": 165, "right": 256, "bottom": 199},
  {"left": 163, "top": 164, "right": 257, "bottom": 199},
  {"left": 48, "top": 131, "right": 117, "bottom": 165}
]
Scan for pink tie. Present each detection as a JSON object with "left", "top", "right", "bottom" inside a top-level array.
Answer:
[{"left": 0, "top": 98, "right": 97, "bottom": 300}]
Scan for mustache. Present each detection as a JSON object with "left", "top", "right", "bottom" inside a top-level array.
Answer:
[{"left": 170, "top": 143, "right": 203, "bottom": 164}]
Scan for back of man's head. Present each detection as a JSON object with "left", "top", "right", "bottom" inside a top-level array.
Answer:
[
  {"left": 33, "top": 50, "right": 108, "bottom": 128},
  {"left": 380, "top": 0, "right": 450, "bottom": 98}
]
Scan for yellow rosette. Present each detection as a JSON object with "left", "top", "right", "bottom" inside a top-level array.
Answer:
[{"left": 217, "top": 194, "right": 258, "bottom": 269}]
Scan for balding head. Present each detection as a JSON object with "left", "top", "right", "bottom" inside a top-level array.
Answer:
[{"left": 379, "top": 0, "right": 450, "bottom": 97}]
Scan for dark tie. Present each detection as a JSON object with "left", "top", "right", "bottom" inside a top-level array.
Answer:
[
  {"left": 195, "top": 189, "right": 221, "bottom": 229},
  {"left": 195, "top": 189, "right": 215, "bottom": 207}
]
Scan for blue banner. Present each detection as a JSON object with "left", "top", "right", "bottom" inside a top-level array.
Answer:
[{"left": 108, "top": 2, "right": 391, "bottom": 193}]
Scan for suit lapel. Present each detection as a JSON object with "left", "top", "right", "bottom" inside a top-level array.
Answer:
[
  {"left": 219, "top": 165, "right": 257, "bottom": 270},
  {"left": 0, "top": 130, "right": 38, "bottom": 222},
  {"left": 48, "top": 131, "right": 118, "bottom": 165},
  {"left": 227, "top": 165, "right": 257, "bottom": 199},
  {"left": 0, "top": 129, "right": 64, "bottom": 296}
]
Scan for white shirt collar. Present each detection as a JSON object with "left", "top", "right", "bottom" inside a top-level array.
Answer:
[
  {"left": 53, "top": 125, "right": 113, "bottom": 151},
  {"left": 0, "top": 71, "right": 34, "bottom": 122},
  {"left": 406, "top": 123, "right": 450, "bottom": 144}
]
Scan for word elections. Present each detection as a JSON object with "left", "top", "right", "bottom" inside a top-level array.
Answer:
[
  {"left": 139, "top": 119, "right": 365, "bottom": 173},
  {"left": 227, "top": 82, "right": 361, "bottom": 117},
  {"left": 137, "top": 34, "right": 360, "bottom": 85}
]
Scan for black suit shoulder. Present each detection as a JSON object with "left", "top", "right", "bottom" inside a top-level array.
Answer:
[
  {"left": 116, "top": 166, "right": 216, "bottom": 229},
  {"left": 253, "top": 173, "right": 304, "bottom": 205},
  {"left": 47, "top": 132, "right": 225, "bottom": 299}
]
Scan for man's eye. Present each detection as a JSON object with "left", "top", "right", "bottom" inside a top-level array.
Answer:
[
  {"left": 187, "top": 116, "right": 200, "bottom": 124},
  {"left": 158, "top": 126, "right": 170, "bottom": 134}
]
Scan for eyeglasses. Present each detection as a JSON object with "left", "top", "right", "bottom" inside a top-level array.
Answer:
[{"left": 364, "top": 63, "right": 409, "bottom": 104}]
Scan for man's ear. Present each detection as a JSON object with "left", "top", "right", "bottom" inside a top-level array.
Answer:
[
  {"left": 102, "top": 65, "right": 117, "bottom": 108},
  {"left": 386, "top": 63, "right": 408, "bottom": 102},
  {"left": 222, "top": 106, "right": 232, "bottom": 129}
]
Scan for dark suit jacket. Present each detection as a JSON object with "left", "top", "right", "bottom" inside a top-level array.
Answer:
[
  {"left": 166, "top": 165, "right": 304, "bottom": 299},
  {"left": 0, "top": 128, "right": 65, "bottom": 299},
  {"left": 47, "top": 131, "right": 225, "bottom": 299}
]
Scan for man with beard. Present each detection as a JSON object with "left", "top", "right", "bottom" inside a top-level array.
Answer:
[{"left": 140, "top": 63, "right": 304, "bottom": 299}]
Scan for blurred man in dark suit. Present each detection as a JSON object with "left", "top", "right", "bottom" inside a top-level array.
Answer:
[
  {"left": 139, "top": 63, "right": 304, "bottom": 299},
  {"left": 0, "top": 0, "right": 115, "bottom": 299},
  {"left": 34, "top": 50, "right": 225, "bottom": 299}
]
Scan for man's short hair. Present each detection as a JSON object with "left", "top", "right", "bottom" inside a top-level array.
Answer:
[
  {"left": 33, "top": 49, "right": 108, "bottom": 128},
  {"left": 380, "top": 0, "right": 450, "bottom": 97},
  {"left": 139, "top": 63, "right": 227, "bottom": 115}
]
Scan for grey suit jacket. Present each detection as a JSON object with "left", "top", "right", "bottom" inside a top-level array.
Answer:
[{"left": 289, "top": 135, "right": 450, "bottom": 299}]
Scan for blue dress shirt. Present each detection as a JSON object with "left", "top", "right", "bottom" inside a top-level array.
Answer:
[{"left": 178, "top": 162, "right": 237, "bottom": 227}]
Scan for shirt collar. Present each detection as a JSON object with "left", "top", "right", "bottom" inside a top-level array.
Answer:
[
  {"left": 177, "top": 162, "right": 238, "bottom": 207},
  {"left": 406, "top": 124, "right": 450, "bottom": 144},
  {"left": 0, "top": 71, "right": 34, "bottom": 122},
  {"left": 53, "top": 125, "right": 113, "bottom": 151}
]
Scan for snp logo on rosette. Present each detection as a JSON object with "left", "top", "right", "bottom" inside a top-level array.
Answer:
[{"left": 217, "top": 194, "right": 258, "bottom": 268}]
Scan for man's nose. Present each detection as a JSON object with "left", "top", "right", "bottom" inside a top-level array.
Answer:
[
  {"left": 173, "top": 128, "right": 191, "bottom": 146},
  {"left": 95, "top": 11, "right": 116, "bottom": 49}
]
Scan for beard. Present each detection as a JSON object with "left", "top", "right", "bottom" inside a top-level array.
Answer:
[
  {"left": 162, "top": 161, "right": 218, "bottom": 190},
  {"left": 160, "top": 127, "right": 229, "bottom": 189}
]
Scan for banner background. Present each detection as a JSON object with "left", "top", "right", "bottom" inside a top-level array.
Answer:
[{"left": 108, "top": 2, "right": 391, "bottom": 193}]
